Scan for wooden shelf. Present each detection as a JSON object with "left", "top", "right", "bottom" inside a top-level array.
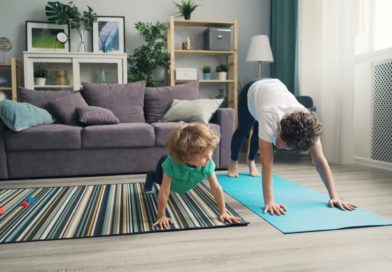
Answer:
[
  {"left": 176, "top": 79, "right": 235, "bottom": 84},
  {"left": 0, "top": 87, "right": 12, "bottom": 91},
  {"left": 173, "top": 19, "right": 234, "bottom": 27},
  {"left": 0, "top": 58, "right": 21, "bottom": 100},
  {"left": 168, "top": 16, "right": 238, "bottom": 121},
  {"left": 175, "top": 50, "right": 235, "bottom": 55}
]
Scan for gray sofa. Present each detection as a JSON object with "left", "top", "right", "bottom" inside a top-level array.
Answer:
[{"left": 0, "top": 81, "right": 234, "bottom": 180}]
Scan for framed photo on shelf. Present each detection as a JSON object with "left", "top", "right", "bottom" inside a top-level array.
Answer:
[
  {"left": 93, "top": 16, "right": 125, "bottom": 53},
  {"left": 26, "top": 21, "right": 70, "bottom": 52}
]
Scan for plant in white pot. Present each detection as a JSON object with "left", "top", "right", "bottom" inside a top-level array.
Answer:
[
  {"left": 34, "top": 65, "right": 49, "bottom": 86},
  {"left": 201, "top": 65, "right": 211, "bottom": 80},
  {"left": 216, "top": 64, "right": 228, "bottom": 81}
]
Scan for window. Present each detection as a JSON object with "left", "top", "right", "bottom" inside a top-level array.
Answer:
[{"left": 355, "top": 0, "right": 392, "bottom": 55}]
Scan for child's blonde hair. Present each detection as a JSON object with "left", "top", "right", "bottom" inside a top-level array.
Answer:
[{"left": 166, "top": 123, "right": 220, "bottom": 163}]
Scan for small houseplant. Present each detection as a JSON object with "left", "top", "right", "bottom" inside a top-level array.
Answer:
[
  {"left": 216, "top": 64, "right": 228, "bottom": 80},
  {"left": 173, "top": 0, "right": 199, "bottom": 20},
  {"left": 45, "top": 1, "right": 97, "bottom": 52},
  {"left": 34, "top": 65, "right": 49, "bottom": 86},
  {"left": 201, "top": 65, "right": 211, "bottom": 80},
  {"left": 128, "top": 21, "right": 170, "bottom": 87}
]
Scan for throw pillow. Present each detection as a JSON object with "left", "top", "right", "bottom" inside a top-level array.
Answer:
[
  {"left": 144, "top": 81, "right": 199, "bottom": 123},
  {"left": 18, "top": 87, "right": 75, "bottom": 112},
  {"left": 82, "top": 81, "right": 146, "bottom": 123},
  {"left": 0, "top": 99, "right": 54, "bottom": 132},
  {"left": 48, "top": 92, "right": 88, "bottom": 125},
  {"left": 77, "top": 106, "right": 120, "bottom": 126},
  {"left": 160, "top": 98, "right": 223, "bottom": 124}
]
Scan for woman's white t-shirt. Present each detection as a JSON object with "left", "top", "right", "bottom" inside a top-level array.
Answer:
[{"left": 247, "top": 79, "right": 306, "bottom": 145}]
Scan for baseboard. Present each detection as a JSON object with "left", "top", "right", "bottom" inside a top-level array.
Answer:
[{"left": 354, "top": 156, "right": 392, "bottom": 171}]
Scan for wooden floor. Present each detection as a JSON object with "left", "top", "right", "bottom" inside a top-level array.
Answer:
[{"left": 1, "top": 154, "right": 392, "bottom": 272}]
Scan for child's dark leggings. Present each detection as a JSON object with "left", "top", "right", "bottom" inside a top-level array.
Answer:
[
  {"left": 230, "top": 79, "right": 260, "bottom": 162},
  {"left": 148, "top": 154, "right": 168, "bottom": 185}
]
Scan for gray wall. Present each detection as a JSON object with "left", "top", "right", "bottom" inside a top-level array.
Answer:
[{"left": 0, "top": 0, "right": 270, "bottom": 85}]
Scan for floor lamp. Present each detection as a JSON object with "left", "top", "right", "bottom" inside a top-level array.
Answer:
[{"left": 246, "top": 35, "right": 274, "bottom": 78}]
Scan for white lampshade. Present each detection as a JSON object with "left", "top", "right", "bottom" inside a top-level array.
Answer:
[{"left": 246, "top": 35, "right": 274, "bottom": 62}]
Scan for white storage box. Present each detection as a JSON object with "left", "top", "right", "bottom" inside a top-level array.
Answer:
[{"left": 176, "top": 68, "right": 198, "bottom": 80}]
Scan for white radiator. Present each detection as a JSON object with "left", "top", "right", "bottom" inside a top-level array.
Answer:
[{"left": 371, "top": 59, "right": 392, "bottom": 163}]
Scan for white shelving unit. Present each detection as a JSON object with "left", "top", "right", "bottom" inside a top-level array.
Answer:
[{"left": 23, "top": 52, "right": 128, "bottom": 90}]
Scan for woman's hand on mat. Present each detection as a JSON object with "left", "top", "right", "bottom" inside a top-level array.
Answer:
[
  {"left": 153, "top": 216, "right": 174, "bottom": 229},
  {"left": 219, "top": 212, "right": 242, "bottom": 224},
  {"left": 329, "top": 198, "right": 357, "bottom": 211},
  {"left": 264, "top": 202, "right": 287, "bottom": 216}
]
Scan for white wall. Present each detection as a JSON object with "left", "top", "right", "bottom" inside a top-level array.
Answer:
[{"left": 0, "top": 0, "right": 271, "bottom": 84}]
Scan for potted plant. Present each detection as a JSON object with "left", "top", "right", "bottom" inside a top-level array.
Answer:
[
  {"left": 173, "top": 0, "right": 199, "bottom": 20},
  {"left": 34, "top": 65, "right": 49, "bottom": 86},
  {"left": 216, "top": 64, "right": 228, "bottom": 80},
  {"left": 128, "top": 21, "right": 170, "bottom": 87},
  {"left": 45, "top": 1, "right": 97, "bottom": 52},
  {"left": 201, "top": 65, "right": 211, "bottom": 80}
]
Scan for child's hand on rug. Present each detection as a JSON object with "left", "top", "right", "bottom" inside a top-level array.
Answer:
[
  {"left": 219, "top": 212, "right": 242, "bottom": 224},
  {"left": 329, "top": 198, "right": 357, "bottom": 211},
  {"left": 263, "top": 202, "right": 287, "bottom": 216},
  {"left": 153, "top": 216, "right": 174, "bottom": 229}
]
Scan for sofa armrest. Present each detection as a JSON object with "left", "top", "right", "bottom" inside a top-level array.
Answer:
[
  {"left": 210, "top": 108, "right": 234, "bottom": 169},
  {"left": 0, "top": 119, "right": 8, "bottom": 179}
]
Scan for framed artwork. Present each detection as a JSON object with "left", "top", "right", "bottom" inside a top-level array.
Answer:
[
  {"left": 93, "top": 16, "right": 125, "bottom": 53},
  {"left": 26, "top": 21, "right": 70, "bottom": 52}
]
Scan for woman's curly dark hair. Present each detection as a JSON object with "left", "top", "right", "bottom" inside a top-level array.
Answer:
[{"left": 280, "top": 111, "right": 322, "bottom": 151}]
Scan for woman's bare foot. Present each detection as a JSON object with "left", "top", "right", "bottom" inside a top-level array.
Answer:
[
  {"left": 247, "top": 160, "right": 260, "bottom": 177},
  {"left": 228, "top": 160, "right": 239, "bottom": 177}
]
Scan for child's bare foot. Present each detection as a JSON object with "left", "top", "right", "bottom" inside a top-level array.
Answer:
[
  {"left": 247, "top": 160, "right": 260, "bottom": 177},
  {"left": 228, "top": 160, "right": 239, "bottom": 177}
]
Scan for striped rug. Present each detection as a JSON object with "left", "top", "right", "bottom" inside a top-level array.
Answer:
[{"left": 0, "top": 182, "right": 248, "bottom": 244}]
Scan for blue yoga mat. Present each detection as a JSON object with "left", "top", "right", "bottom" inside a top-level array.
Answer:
[{"left": 217, "top": 173, "right": 392, "bottom": 233}]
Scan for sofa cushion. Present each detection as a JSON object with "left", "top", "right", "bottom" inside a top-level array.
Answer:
[
  {"left": 82, "top": 81, "right": 146, "bottom": 123},
  {"left": 77, "top": 106, "right": 120, "bottom": 126},
  {"left": 160, "top": 98, "right": 223, "bottom": 124},
  {"left": 5, "top": 124, "right": 82, "bottom": 151},
  {"left": 18, "top": 87, "right": 75, "bottom": 113},
  {"left": 152, "top": 122, "right": 221, "bottom": 147},
  {"left": 82, "top": 123, "right": 155, "bottom": 149},
  {"left": 0, "top": 100, "right": 54, "bottom": 132},
  {"left": 144, "top": 81, "right": 199, "bottom": 123},
  {"left": 49, "top": 92, "right": 88, "bottom": 125}
]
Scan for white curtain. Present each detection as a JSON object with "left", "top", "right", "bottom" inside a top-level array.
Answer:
[{"left": 297, "top": 0, "right": 355, "bottom": 164}]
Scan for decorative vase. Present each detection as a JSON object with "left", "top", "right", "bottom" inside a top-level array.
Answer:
[
  {"left": 78, "top": 27, "right": 86, "bottom": 53},
  {"left": 96, "top": 68, "right": 106, "bottom": 83}
]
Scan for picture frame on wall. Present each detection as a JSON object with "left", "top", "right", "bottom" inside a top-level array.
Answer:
[
  {"left": 26, "top": 21, "right": 70, "bottom": 52},
  {"left": 93, "top": 16, "right": 125, "bottom": 53}
]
